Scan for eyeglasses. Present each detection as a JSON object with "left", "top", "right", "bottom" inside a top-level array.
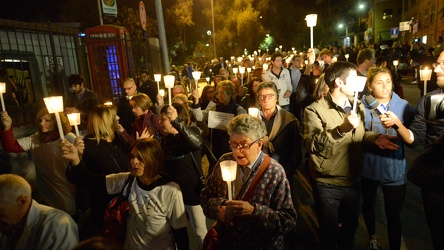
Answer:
[
  {"left": 258, "top": 94, "right": 275, "bottom": 101},
  {"left": 229, "top": 138, "right": 260, "bottom": 150}
]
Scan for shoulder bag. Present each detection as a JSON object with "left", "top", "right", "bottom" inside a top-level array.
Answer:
[{"left": 103, "top": 174, "right": 134, "bottom": 245}]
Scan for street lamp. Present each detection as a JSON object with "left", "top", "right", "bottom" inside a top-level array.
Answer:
[
  {"left": 306, "top": 14, "right": 317, "bottom": 49},
  {"left": 338, "top": 24, "right": 349, "bottom": 37},
  {"left": 210, "top": 0, "right": 216, "bottom": 58}
]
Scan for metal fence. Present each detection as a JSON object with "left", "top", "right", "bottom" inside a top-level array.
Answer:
[{"left": 0, "top": 19, "right": 81, "bottom": 126}]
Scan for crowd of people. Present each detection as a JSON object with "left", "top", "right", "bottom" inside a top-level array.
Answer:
[{"left": 0, "top": 39, "right": 444, "bottom": 250}]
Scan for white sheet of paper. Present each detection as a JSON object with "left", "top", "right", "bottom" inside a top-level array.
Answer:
[
  {"left": 208, "top": 110, "right": 234, "bottom": 130},
  {"left": 206, "top": 100, "right": 217, "bottom": 110}
]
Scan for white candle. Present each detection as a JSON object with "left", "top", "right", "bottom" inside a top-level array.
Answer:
[
  {"left": 420, "top": 67, "right": 432, "bottom": 96},
  {"left": 220, "top": 160, "right": 237, "bottom": 200},
  {"left": 159, "top": 89, "right": 165, "bottom": 97},
  {"left": 43, "top": 96, "right": 65, "bottom": 140},
  {"left": 248, "top": 107, "right": 259, "bottom": 118},
  {"left": 192, "top": 71, "right": 202, "bottom": 90},
  {"left": 164, "top": 75, "right": 175, "bottom": 106},
  {"left": 67, "top": 113, "right": 81, "bottom": 137},
  {"left": 351, "top": 76, "right": 367, "bottom": 113},
  {"left": 0, "top": 82, "right": 6, "bottom": 111}
]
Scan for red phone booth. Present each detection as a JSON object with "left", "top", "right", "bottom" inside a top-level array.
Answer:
[{"left": 85, "top": 25, "right": 135, "bottom": 102}]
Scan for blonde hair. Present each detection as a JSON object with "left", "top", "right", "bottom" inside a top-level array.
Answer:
[
  {"left": 87, "top": 105, "right": 118, "bottom": 144},
  {"left": 173, "top": 94, "right": 189, "bottom": 106}
]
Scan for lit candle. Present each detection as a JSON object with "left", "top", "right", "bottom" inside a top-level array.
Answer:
[
  {"left": 154, "top": 73, "right": 162, "bottom": 93},
  {"left": 263, "top": 63, "right": 269, "bottom": 71},
  {"left": 239, "top": 67, "right": 245, "bottom": 86},
  {"left": 345, "top": 54, "right": 349, "bottom": 61},
  {"left": 43, "top": 96, "right": 65, "bottom": 140},
  {"left": 164, "top": 75, "right": 175, "bottom": 106},
  {"left": 220, "top": 160, "right": 237, "bottom": 200},
  {"left": 351, "top": 76, "right": 367, "bottom": 113},
  {"left": 67, "top": 113, "right": 81, "bottom": 136},
  {"left": 248, "top": 107, "right": 259, "bottom": 118},
  {"left": 192, "top": 71, "right": 202, "bottom": 90},
  {"left": 420, "top": 67, "right": 432, "bottom": 96},
  {"left": 206, "top": 77, "right": 210, "bottom": 83},
  {"left": 104, "top": 102, "right": 113, "bottom": 106},
  {"left": 159, "top": 89, "right": 165, "bottom": 97},
  {"left": 0, "top": 82, "right": 5, "bottom": 111}
]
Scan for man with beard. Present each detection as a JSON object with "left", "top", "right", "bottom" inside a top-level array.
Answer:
[
  {"left": 65, "top": 74, "right": 99, "bottom": 131},
  {"left": 408, "top": 50, "right": 444, "bottom": 249}
]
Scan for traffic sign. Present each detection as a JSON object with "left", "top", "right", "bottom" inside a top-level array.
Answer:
[
  {"left": 139, "top": 1, "right": 147, "bottom": 31},
  {"left": 390, "top": 27, "right": 399, "bottom": 38},
  {"left": 399, "top": 21, "right": 410, "bottom": 31}
]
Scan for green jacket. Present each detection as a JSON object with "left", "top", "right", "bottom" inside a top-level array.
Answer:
[{"left": 303, "top": 94, "right": 379, "bottom": 186}]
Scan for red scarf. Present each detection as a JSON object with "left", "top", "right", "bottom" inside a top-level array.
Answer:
[{"left": 41, "top": 130, "right": 61, "bottom": 143}]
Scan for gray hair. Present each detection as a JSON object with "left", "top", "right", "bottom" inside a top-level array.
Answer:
[
  {"left": 256, "top": 81, "right": 278, "bottom": 97},
  {"left": 0, "top": 174, "right": 31, "bottom": 204},
  {"left": 227, "top": 114, "right": 266, "bottom": 141}
]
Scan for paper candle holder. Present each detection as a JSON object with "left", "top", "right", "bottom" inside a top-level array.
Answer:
[
  {"left": 154, "top": 74, "right": 162, "bottom": 82},
  {"left": 0, "top": 82, "right": 5, "bottom": 93},
  {"left": 43, "top": 96, "right": 64, "bottom": 113},
  {"left": 67, "top": 113, "right": 81, "bottom": 125},
  {"left": 248, "top": 107, "right": 259, "bottom": 118}
]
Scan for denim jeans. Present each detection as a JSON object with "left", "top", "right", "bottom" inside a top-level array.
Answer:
[{"left": 312, "top": 181, "right": 362, "bottom": 250}]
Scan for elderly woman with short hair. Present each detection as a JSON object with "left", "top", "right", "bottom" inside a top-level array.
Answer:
[
  {"left": 201, "top": 114, "right": 296, "bottom": 249},
  {"left": 203, "top": 80, "right": 246, "bottom": 159}
]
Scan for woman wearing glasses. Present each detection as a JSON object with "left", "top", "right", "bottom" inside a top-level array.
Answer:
[
  {"left": 201, "top": 114, "right": 296, "bottom": 249},
  {"left": 256, "top": 81, "right": 302, "bottom": 182}
]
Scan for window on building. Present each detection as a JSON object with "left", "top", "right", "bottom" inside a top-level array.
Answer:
[{"left": 383, "top": 9, "right": 393, "bottom": 19}]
